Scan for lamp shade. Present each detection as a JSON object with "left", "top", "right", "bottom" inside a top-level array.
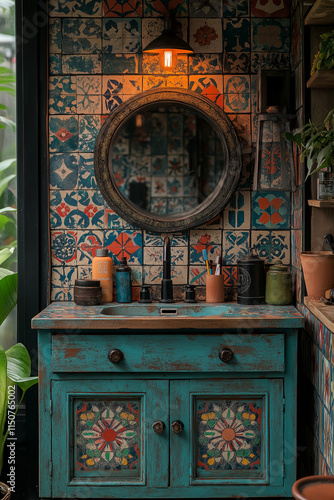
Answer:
[{"left": 143, "top": 29, "right": 194, "bottom": 55}]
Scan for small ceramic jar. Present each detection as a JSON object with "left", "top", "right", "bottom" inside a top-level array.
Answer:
[{"left": 265, "top": 260, "right": 293, "bottom": 306}]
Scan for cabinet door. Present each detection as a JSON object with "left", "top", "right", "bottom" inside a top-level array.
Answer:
[
  {"left": 170, "top": 379, "right": 284, "bottom": 490},
  {"left": 51, "top": 379, "right": 169, "bottom": 498}
]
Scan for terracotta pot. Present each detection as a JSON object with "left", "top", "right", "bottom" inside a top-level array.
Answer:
[
  {"left": 0, "top": 482, "right": 11, "bottom": 500},
  {"left": 300, "top": 251, "right": 334, "bottom": 300},
  {"left": 206, "top": 274, "right": 225, "bottom": 303},
  {"left": 292, "top": 475, "right": 334, "bottom": 500}
]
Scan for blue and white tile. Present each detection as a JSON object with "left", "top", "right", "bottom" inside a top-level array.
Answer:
[
  {"left": 50, "top": 190, "right": 78, "bottom": 229},
  {"left": 143, "top": 266, "right": 163, "bottom": 285},
  {"left": 223, "top": 0, "right": 249, "bottom": 16},
  {"left": 251, "top": 230, "right": 290, "bottom": 264},
  {"left": 77, "top": 94, "right": 101, "bottom": 114},
  {"left": 190, "top": 0, "right": 222, "bottom": 17},
  {"left": 223, "top": 191, "right": 251, "bottom": 230},
  {"left": 49, "top": 115, "right": 79, "bottom": 152},
  {"left": 77, "top": 190, "right": 105, "bottom": 229},
  {"left": 172, "top": 266, "right": 188, "bottom": 284},
  {"left": 78, "top": 153, "right": 97, "bottom": 189},
  {"left": 49, "top": 18, "right": 62, "bottom": 54},
  {"left": 189, "top": 266, "right": 207, "bottom": 285},
  {"left": 189, "top": 53, "right": 222, "bottom": 74},
  {"left": 77, "top": 265, "right": 92, "bottom": 280},
  {"left": 51, "top": 266, "right": 77, "bottom": 292},
  {"left": 49, "top": 94, "right": 77, "bottom": 115},
  {"left": 105, "top": 209, "right": 123, "bottom": 229},
  {"left": 63, "top": 38, "right": 102, "bottom": 55},
  {"left": 51, "top": 230, "right": 77, "bottom": 266},
  {"left": 73, "top": 0, "right": 102, "bottom": 16},
  {"left": 50, "top": 75, "right": 77, "bottom": 94},
  {"left": 50, "top": 54, "right": 62, "bottom": 75},
  {"left": 62, "top": 55, "right": 102, "bottom": 74},
  {"left": 190, "top": 229, "right": 222, "bottom": 265},
  {"left": 77, "top": 76, "right": 101, "bottom": 95},
  {"left": 251, "top": 52, "right": 289, "bottom": 72},
  {"left": 223, "top": 230, "right": 250, "bottom": 264},
  {"left": 103, "top": 54, "right": 140, "bottom": 74},
  {"left": 62, "top": 19, "right": 102, "bottom": 38},
  {"left": 131, "top": 266, "right": 143, "bottom": 286},
  {"left": 223, "top": 18, "right": 250, "bottom": 51},
  {"left": 143, "top": 231, "right": 188, "bottom": 246},
  {"left": 50, "top": 153, "right": 79, "bottom": 189},
  {"left": 223, "top": 52, "right": 250, "bottom": 74},
  {"left": 251, "top": 18, "right": 290, "bottom": 52},
  {"left": 79, "top": 115, "right": 101, "bottom": 152},
  {"left": 49, "top": 0, "right": 75, "bottom": 17},
  {"left": 51, "top": 287, "right": 74, "bottom": 302},
  {"left": 77, "top": 230, "right": 104, "bottom": 265}
]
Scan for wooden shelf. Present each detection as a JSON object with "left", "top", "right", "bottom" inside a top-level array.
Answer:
[
  {"left": 304, "top": 297, "right": 334, "bottom": 332},
  {"left": 305, "top": 0, "right": 334, "bottom": 25},
  {"left": 307, "top": 70, "right": 334, "bottom": 88},
  {"left": 308, "top": 199, "right": 334, "bottom": 207}
]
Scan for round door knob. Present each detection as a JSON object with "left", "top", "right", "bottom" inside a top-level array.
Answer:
[
  {"left": 171, "top": 420, "right": 184, "bottom": 434},
  {"left": 108, "top": 349, "right": 124, "bottom": 363},
  {"left": 152, "top": 420, "right": 165, "bottom": 434},
  {"left": 219, "top": 348, "right": 234, "bottom": 363}
]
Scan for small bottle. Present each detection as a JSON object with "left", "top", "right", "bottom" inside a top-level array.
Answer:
[
  {"left": 92, "top": 249, "right": 113, "bottom": 303},
  {"left": 116, "top": 257, "right": 132, "bottom": 303}
]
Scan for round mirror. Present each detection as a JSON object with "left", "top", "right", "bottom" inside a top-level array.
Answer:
[{"left": 95, "top": 89, "right": 242, "bottom": 232}]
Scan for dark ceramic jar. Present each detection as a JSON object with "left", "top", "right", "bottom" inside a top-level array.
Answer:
[{"left": 237, "top": 250, "right": 265, "bottom": 305}]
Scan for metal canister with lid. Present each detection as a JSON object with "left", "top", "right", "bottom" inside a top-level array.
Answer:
[
  {"left": 265, "top": 260, "right": 293, "bottom": 305},
  {"left": 237, "top": 249, "right": 265, "bottom": 305}
]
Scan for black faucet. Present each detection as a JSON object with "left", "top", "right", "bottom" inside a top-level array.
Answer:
[{"left": 160, "top": 236, "right": 174, "bottom": 303}]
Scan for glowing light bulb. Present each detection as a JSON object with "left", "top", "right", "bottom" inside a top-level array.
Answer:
[{"left": 159, "top": 49, "right": 178, "bottom": 70}]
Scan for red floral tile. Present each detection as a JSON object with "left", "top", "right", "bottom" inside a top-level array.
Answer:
[{"left": 103, "top": 0, "right": 143, "bottom": 17}]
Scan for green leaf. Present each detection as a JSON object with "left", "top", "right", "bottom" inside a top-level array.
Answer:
[
  {"left": 0, "top": 247, "right": 14, "bottom": 265},
  {"left": 5, "top": 344, "right": 38, "bottom": 392},
  {"left": 0, "top": 158, "right": 16, "bottom": 173},
  {"left": 0, "top": 174, "right": 15, "bottom": 197},
  {"left": 0, "top": 269, "right": 17, "bottom": 325},
  {"left": 0, "top": 214, "right": 11, "bottom": 231},
  {"left": 0, "top": 206, "right": 16, "bottom": 215},
  {"left": 0, "top": 116, "right": 15, "bottom": 131}
]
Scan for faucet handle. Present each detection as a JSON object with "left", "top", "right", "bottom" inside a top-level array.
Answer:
[
  {"left": 138, "top": 285, "right": 152, "bottom": 303},
  {"left": 184, "top": 284, "right": 197, "bottom": 303}
]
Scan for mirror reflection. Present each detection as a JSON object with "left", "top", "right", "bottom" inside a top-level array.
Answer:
[{"left": 109, "top": 104, "right": 228, "bottom": 216}]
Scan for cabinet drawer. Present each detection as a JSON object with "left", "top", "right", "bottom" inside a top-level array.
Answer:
[{"left": 51, "top": 333, "right": 285, "bottom": 373}]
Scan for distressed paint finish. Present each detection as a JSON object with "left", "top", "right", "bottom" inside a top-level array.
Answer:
[
  {"left": 31, "top": 301, "right": 304, "bottom": 330},
  {"left": 51, "top": 333, "right": 285, "bottom": 373},
  {"left": 36, "top": 306, "right": 300, "bottom": 498}
]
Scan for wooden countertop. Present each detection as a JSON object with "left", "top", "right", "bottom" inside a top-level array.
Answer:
[
  {"left": 304, "top": 297, "right": 334, "bottom": 332},
  {"left": 31, "top": 302, "right": 304, "bottom": 330}
]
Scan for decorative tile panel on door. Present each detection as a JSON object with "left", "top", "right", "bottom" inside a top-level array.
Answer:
[{"left": 33, "top": 303, "right": 303, "bottom": 498}]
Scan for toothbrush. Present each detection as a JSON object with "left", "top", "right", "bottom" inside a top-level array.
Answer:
[
  {"left": 215, "top": 256, "right": 221, "bottom": 275},
  {"left": 202, "top": 249, "right": 210, "bottom": 275}
]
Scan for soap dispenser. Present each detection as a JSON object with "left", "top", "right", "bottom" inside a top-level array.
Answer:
[{"left": 116, "top": 257, "right": 132, "bottom": 303}]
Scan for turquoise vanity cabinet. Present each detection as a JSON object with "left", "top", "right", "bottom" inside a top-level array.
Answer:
[{"left": 32, "top": 302, "right": 304, "bottom": 499}]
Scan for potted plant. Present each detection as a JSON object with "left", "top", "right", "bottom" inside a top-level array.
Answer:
[
  {"left": 311, "top": 29, "right": 334, "bottom": 76},
  {"left": 286, "top": 109, "right": 334, "bottom": 300}
]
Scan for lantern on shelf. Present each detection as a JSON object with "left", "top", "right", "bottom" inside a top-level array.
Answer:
[{"left": 253, "top": 108, "right": 296, "bottom": 192}]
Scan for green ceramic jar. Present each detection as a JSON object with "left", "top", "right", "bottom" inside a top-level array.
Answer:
[{"left": 265, "top": 260, "right": 293, "bottom": 305}]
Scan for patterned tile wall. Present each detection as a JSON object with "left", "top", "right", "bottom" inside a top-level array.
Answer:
[
  {"left": 299, "top": 305, "right": 334, "bottom": 476},
  {"left": 48, "top": 0, "right": 293, "bottom": 301}
]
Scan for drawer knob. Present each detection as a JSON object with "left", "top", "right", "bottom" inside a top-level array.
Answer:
[
  {"left": 152, "top": 420, "right": 165, "bottom": 434},
  {"left": 171, "top": 420, "right": 184, "bottom": 434},
  {"left": 219, "top": 348, "right": 234, "bottom": 363},
  {"left": 108, "top": 349, "right": 124, "bottom": 363}
]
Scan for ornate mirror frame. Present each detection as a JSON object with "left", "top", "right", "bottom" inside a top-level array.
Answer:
[{"left": 94, "top": 88, "right": 242, "bottom": 233}]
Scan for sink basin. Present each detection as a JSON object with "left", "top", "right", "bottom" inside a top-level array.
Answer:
[{"left": 100, "top": 303, "right": 233, "bottom": 318}]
